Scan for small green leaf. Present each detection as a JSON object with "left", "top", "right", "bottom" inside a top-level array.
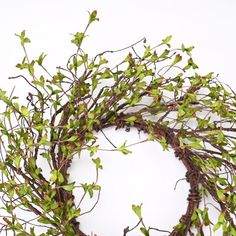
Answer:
[
  {"left": 24, "top": 37, "right": 31, "bottom": 44},
  {"left": 213, "top": 222, "right": 221, "bottom": 232},
  {"left": 15, "top": 30, "right": 31, "bottom": 46},
  {"left": 67, "top": 135, "right": 78, "bottom": 142},
  {"left": 216, "top": 189, "right": 226, "bottom": 201},
  {"left": 117, "top": 141, "right": 132, "bottom": 155},
  {"left": 37, "top": 53, "right": 47, "bottom": 66},
  {"left": 162, "top": 35, "right": 172, "bottom": 44},
  {"left": 86, "top": 145, "right": 99, "bottom": 157},
  {"left": 172, "top": 54, "right": 182, "bottom": 66},
  {"left": 178, "top": 106, "right": 185, "bottom": 117},
  {"left": 147, "top": 134, "right": 155, "bottom": 141},
  {"left": 132, "top": 204, "right": 142, "bottom": 219},
  {"left": 58, "top": 172, "right": 64, "bottom": 183},
  {"left": 0, "top": 89, "right": 10, "bottom": 104},
  {"left": 140, "top": 227, "right": 149, "bottom": 236},
  {"left": 160, "top": 49, "right": 169, "bottom": 58},
  {"left": 50, "top": 170, "right": 64, "bottom": 183},
  {"left": 143, "top": 46, "right": 151, "bottom": 59},
  {"left": 160, "top": 136, "right": 168, "bottom": 151},
  {"left": 184, "top": 58, "right": 198, "bottom": 70},
  {"left": 92, "top": 184, "right": 101, "bottom": 191},
  {"left": 125, "top": 116, "right": 137, "bottom": 125},
  {"left": 92, "top": 157, "right": 103, "bottom": 169},
  {"left": 21, "top": 106, "right": 30, "bottom": 118},
  {"left": 71, "top": 32, "right": 85, "bottom": 46},
  {"left": 189, "top": 141, "right": 203, "bottom": 150},
  {"left": 38, "top": 216, "right": 52, "bottom": 225},
  {"left": 89, "top": 10, "right": 99, "bottom": 23},
  {"left": 13, "top": 156, "right": 21, "bottom": 169},
  {"left": 181, "top": 44, "right": 194, "bottom": 56},
  {"left": 39, "top": 134, "right": 50, "bottom": 146},
  {"left": 62, "top": 182, "right": 75, "bottom": 191},
  {"left": 201, "top": 208, "right": 212, "bottom": 226},
  {"left": 174, "top": 223, "right": 186, "bottom": 232},
  {"left": 50, "top": 170, "right": 57, "bottom": 182}
]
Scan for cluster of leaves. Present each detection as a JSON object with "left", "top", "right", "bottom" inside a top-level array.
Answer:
[{"left": 0, "top": 10, "right": 236, "bottom": 236}]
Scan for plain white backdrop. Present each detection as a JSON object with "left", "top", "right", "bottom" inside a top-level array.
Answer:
[{"left": 1, "top": 1, "right": 236, "bottom": 235}]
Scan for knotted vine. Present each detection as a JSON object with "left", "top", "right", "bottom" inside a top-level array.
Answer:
[{"left": 0, "top": 11, "right": 235, "bottom": 236}]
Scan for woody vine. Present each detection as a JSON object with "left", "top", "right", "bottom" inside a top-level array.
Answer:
[{"left": 0, "top": 11, "right": 235, "bottom": 236}]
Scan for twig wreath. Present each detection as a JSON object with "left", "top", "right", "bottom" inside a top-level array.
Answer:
[{"left": 0, "top": 11, "right": 235, "bottom": 236}]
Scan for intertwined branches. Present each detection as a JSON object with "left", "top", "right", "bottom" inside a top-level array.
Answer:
[{"left": 0, "top": 11, "right": 235, "bottom": 236}]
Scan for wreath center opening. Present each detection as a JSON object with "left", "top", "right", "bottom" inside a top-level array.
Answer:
[{"left": 69, "top": 127, "right": 189, "bottom": 235}]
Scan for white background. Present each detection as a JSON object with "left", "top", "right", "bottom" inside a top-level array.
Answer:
[{"left": 1, "top": 1, "right": 236, "bottom": 235}]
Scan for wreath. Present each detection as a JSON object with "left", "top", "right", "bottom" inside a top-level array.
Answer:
[{"left": 0, "top": 11, "right": 235, "bottom": 236}]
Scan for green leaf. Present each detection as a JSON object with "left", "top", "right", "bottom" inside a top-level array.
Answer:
[
  {"left": 28, "top": 63, "right": 35, "bottom": 76},
  {"left": 37, "top": 53, "right": 47, "bottom": 66},
  {"left": 39, "top": 134, "right": 50, "bottom": 146},
  {"left": 160, "top": 136, "right": 168, "bottom": 151},
  {"left": 181, "top": 44, "right": 194, "bottom": 56},
  {"left": 50, "top": 170, "right": 57, "bottom": 182},
  {"left": 147, "top": 134, "right": 155, "bottom": 141},
  {"left": 8, "top": 187, "right": 15, "bottom": 199},
  {"left": 189, "top": 58, "right": 198, "bottom": 69},
  {"left": 163, "top": 83, "right": 174, "bottom": 91},
  {"left": 67, "top": 208, "right": 81, "bottom": 221},
  {"left": 117, "top": 141, "right": 132, "bottom": 155},
  {"left": 50, "top": 170, "right": 64, "bottom": 183},
  {"left": 24, "top": 37, "right": 31, "bottom": 44},
  {"left": 102, "top": 68, "right": 113, "bottom": 78},
  {"left": 188, "top": 141, "right": 203, "bottom": 150},
  {"left": 172, "top": 54, "right": 182, "bottom": 66},
  {"left": 178, "top": 106, "right": 185, "bottom": 117},
  {"left": 149, "top": 51, "right": 158, "bottom": 62},
  {"left": 99, "top": 57, "right": 108, "bottom": 65},
  {"left": 0, "top": 89, "right": 10, "bottom": 104},
  {"left": 88, "top": 187, "right": 94, "bottom": 198},
  {"left": 160, "top": 49, "right": 169, "bottom": 58},
  {"left": 0, "top": 89, "right": 7, "bottom": 100},
  {"left": 174, "top": 223, "right": 186, "bottom": 232},
  {"left": 216, "top": 189, "right": 226, "bottom": 201},
  {"left": 62, "top": 182, "right": 75, "bottom": 191},
  {"left": 229, "top": 225, "right": 236, "bottom": 236},
  {"left": 132, "top": 204, "right": 142, "bottom": 219},
  {"left": 92, "top": 184, "right": 101, "bottom": 191},
  {"left": 67, "top": 135, "right": 78, "bottom": 142},
  {"left": 38, "top": 216, "right": 52, "bottom": 225},
  {"left": 15, "top": 30, "right": 31, "bottom": 46},
  {"left": 86, "top": 145, "right": 99, "bottom": 157},
  {"left": 58, "top": 172, "right": 64, "bottom": 183},
  {"left": 218, "top": 213, "right": 225, "bottom": 223},
  {"left": 21, "top": 106, "right": 30, "bottom": 118},
  {"left": 213, "top": 222, "right": 221, "bottom": 232},
  {"left": 71, "top": 32, "right": 85, "bottom": 46},
  {"left": 89, "top": 10, "right": 99, "bottom": 23},
  {"left": 184, "top": 57, "right": 198, "bottom": 70},
  {"left": 130, "top": 95, "right": 142, "bottom": 106},
  {"left": 21, "top": 30, "right": 25, "bottom": 37},
  {"left": 125, "top": 116, "right": 137, "bottom": 125},
  {"left": 140, "top": 227, "right": 149, "bottom": 236},
  {"left": 162, "top": 35, "right": 172, "bottom": 44},
  {"left": 92, "top": 157, "right": 103, "bottom": 169},
  {"left": 143, "top": 46, "right": 151, "bottom": 59},
  {"left": 13, "top": 156, "right": 22, "bottom": 169},
  {"left": 191, "top": 211, "right": 199, "bottom": 222},
  {"left": 201, "top": 208, "right": 212, "bottom": 226}
]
